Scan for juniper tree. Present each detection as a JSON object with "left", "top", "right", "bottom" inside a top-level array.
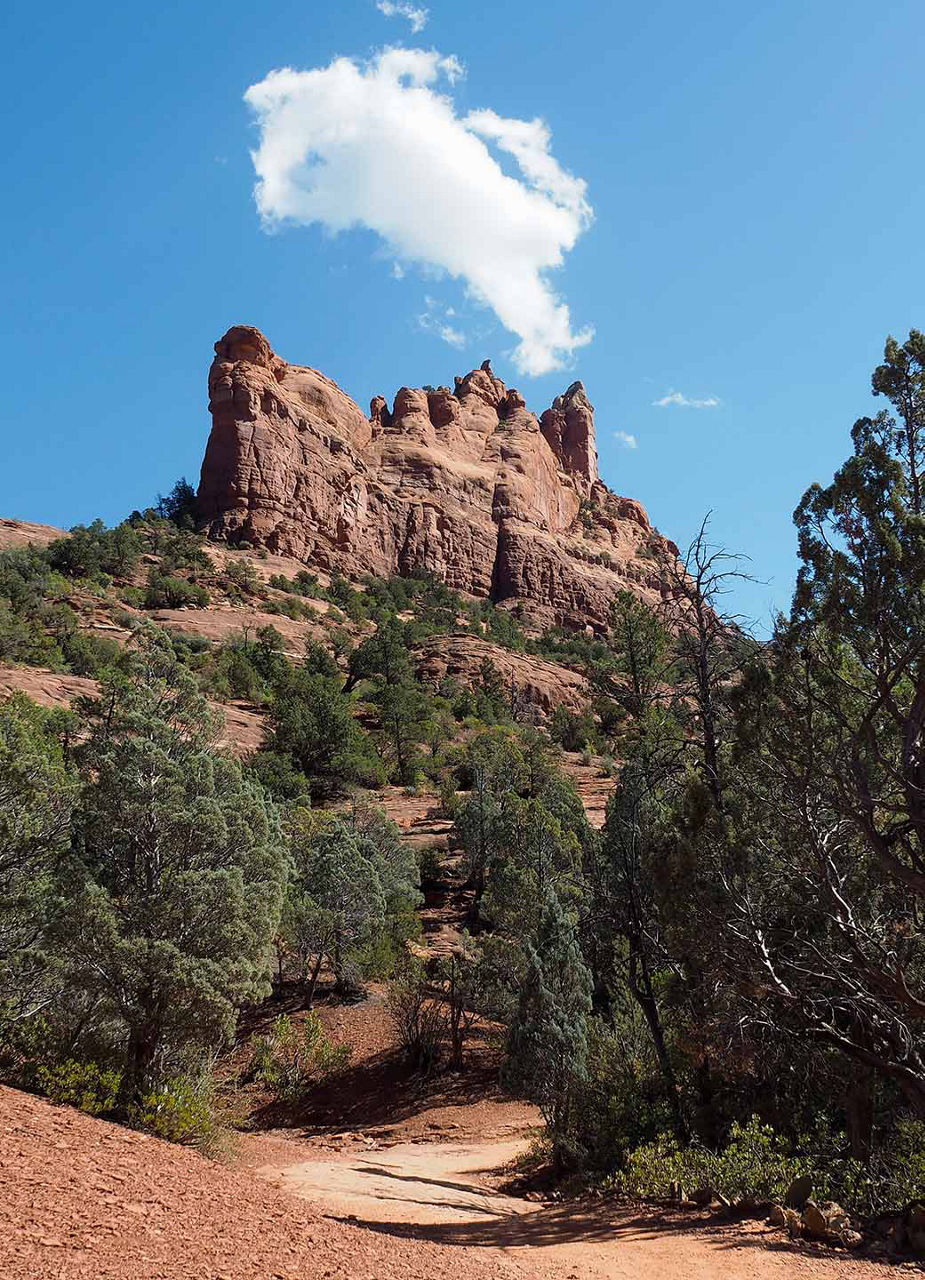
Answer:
[
  {"left": 0, "top": 695, "right": 76, "bottom": 1034},
  {"left": 716, "top": 334, "right": 925, "bottom": 1119},
  {"left": 285, "top": 814, "right": 386, "bottom": 999},
  {"left": 267, "top": 666, "right": 384, "bottom": 798},
  {"left": 64, "top": 631, "right": 288, "bottom": 1107},
  {"left": 503, "top": 890, "right": 593, "bottom": 1171}
]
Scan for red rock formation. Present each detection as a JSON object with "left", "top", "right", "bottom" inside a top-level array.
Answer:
[{"left": 198, "top": 326, "right": 675, "bottom": 631}]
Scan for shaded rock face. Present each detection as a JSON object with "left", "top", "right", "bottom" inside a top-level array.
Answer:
[{"left": 198, "top": 326, "right": 675, "bottom": 630}]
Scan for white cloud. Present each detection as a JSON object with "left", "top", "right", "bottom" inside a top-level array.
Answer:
[
  {"left": 653, "top": 390, "right": 721, "bottom": 409},
  {"left": 613, "top": 430, "right": 637, "bottom": 449},
  {"left": 376, "top": 1, "right": 428, "bottom": 33},
  {"left": 244, "top": 47, "right": 593, "bottom": 376},
  {"left": 418, "top": 296, "right": 467, "bottom": 349}
]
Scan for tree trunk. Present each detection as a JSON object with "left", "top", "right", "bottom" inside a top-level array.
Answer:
[
  {"left": 118, "top": 1022, "right": 159, "bottom": 1112},
  {"left": 846, "top": 1067, "right": 875, "bottom": 1162},
  {"left": 302, "top": 951, "right": 324, "bottom": 1009},
  {"left": 628, "top": 942, "right": 690, "bottom": 1143}
]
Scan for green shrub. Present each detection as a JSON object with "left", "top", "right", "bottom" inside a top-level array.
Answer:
[
  {"left": 550, "top": 705, "right": 599, "bottom": 753},
  {"left": 610, "top": 1116, "right": 925, "bottom": 1218},
  {"left": 144, "top": 572, "right": 210, "bottom": 610},
  {"left": 610, "top": 1118, "right": 807, "bottom": 1205},
  {"left": 60, "top": 629, "right": 124, "bottom": 678},
  {"left": 36, "top": 1059, "right": 121, "bottom": 1116},
  {"left": 418, "top": 844, "right": 444, "bottom": 886},
  {"left": 127, "top": 1075, "right": 221, "bottom": 1151},
  {"left": 222, "top": 558, "right": 261, "bottom": 596},
  {"left": 250, "top": 1014, "right": 351, "bottom": 1104}
]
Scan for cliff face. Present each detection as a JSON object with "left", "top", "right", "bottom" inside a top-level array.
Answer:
[{"left": 197, "top": 325, "right": 673, "bottom": 630}]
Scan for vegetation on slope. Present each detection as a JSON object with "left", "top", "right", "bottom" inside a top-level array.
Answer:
[{"left": 1, "top": 332, "right": 925, "bottom": 1229}]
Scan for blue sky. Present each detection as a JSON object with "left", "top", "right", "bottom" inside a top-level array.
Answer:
[{"left": 2, "top": 0, "right": 924, "bottom": 629}]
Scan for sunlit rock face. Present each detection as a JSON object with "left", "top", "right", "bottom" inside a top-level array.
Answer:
[{"left": 198, "top": 326, "right": 675, "bottom": 630}]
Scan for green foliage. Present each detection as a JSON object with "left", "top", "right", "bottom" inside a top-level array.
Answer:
[
  {"left": 249, "top": 1013, "right": 351, "bottom": 1103},
  {"left": 36, "top": 1058, "right": 121, "bottom": 1116},
  {"left": 284, "top": 813, "right": 387, "bottom": 998},
  {"left": 549, "top": 705, "right": 598, "bottom": 752},
  {"left": 61, "top": 631, "right": 288, "bottom": 1106},
  {"left": 503, "top": 891, "right": 593, "bottom": 1170},
  {"left": 0, "top": 694, "right": 76, "bottom": 1034},
  {"left": 126, "top": 1075, "right": 219, "bottom": 1151},
  {"left": 418, "top": 843, "right": 444, "bottom": 887},
  {"left": 154, "top": 477, "right": 198, "bottom": 529},
  {"left": 247, "top": 750, "right": 313, "bottom": 804},
  {"left": 152, "top": 527, "right": 212, "bottom": 573},
  {"left": 611, "top": 1118, "right": 806, "bottom": 1205},
  {"left": 388, "top": 956, "right": 446, "bottom": 1074},
  {"left": 144, "top": 570, "right": 210, "bottom": 609},
  {"left": 47, "top": 520, "right": 142, "bottom": 581},
  {"left": 611, "top": 1116, "right": 925, "bottom": 1218},
  {"left": 221, "top": 558, "right": 261, "bottom": 597},
  {"left": 267, "top": 667, "right": 384, "bottom": 800}
]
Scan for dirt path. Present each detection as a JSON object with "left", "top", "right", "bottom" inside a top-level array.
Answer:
[{"left": 258, "top": 1134, "right": 897, "bottom": 1280}]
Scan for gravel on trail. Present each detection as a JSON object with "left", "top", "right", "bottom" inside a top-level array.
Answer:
[{"left": 0, "top": 1085, "right": 527, "bottom": 1280}]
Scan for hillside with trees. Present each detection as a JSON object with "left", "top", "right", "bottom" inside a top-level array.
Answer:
[{"left": 2, "top": 331, "right": 925, "bottom": 1271}]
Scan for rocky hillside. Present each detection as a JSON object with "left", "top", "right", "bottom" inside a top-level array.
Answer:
[{"left": 198, "top": 326, "right": 675, "bottom": 631}]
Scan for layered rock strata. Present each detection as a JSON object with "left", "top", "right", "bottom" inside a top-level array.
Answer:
[{"left": 198, "top": 326, "right": 674, "bottom": 630}]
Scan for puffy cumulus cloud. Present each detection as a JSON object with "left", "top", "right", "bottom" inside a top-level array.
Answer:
[
  {"left": 376, "top": 1, "right": 428, "bottom": 32},
  {"left": 653, "top": 390, "right": 721, "bottom": 409},
  {"left": 244, "top": 48, "right": 594, "bottom": 376},
  {"left": 613, "top": 430, "right": 637, "bottom": 449}
]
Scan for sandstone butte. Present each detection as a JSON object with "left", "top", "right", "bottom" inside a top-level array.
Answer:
[{"left": 197, "top": 325, "right": 678, "bottom": 631}]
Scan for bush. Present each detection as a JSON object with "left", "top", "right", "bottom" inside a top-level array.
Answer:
[
  {"left": 144, "top": 572, "right": 210, "bottom": 610},
  {"left": 609, "top": 1115, "right": 925, "bottom": 1218},
  {"left": 418, "top": 844, "right": 444, "bottom": 887},
  {"left": 60, "top": 629, "right": 124, "bottom": 678},
  {"left": 222, "top": 558, "right": 261, "bottom": 597},
  {"left": 550, "top": 705, "right": 598, "bottom": 753},
  {"left": 249, "top": 1014, "right": 351, "bottom": 1104},
  {"left": 610, "top": 1118, "right": 807, "bottom": 1205},
  {"left": 36, "top": 1059, "right": 121, "bottom": 1117},
  {"left": 128, "top": 1075, "right": 222, "bottom": 1151},
  {"left": 387, "top": 958, "right": 445, "bottom": 1074}
]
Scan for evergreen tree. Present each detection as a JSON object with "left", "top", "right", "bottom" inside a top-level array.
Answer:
[
  {"left": 64, "top": 631, "right": 288, "bottom": 1107},
  {"left": 268, "top": 667, "right": 384, "bottom": 799},
  {"left": 503, "top": 890, "right": 593, "bottom": 1171},
  {"left": 285, "top": 815, "right": 386, "bottom": 998},
  {"left": 0, "top": 696, "right": 76, "bottom": 1033}
]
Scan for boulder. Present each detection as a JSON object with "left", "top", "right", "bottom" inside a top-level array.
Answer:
[
  {"left": 801, "top": 1200, "right": 851, "bottom": 1240},
  {"left": 784, "top": 1173, "right": 814, "bottom": 1210}
]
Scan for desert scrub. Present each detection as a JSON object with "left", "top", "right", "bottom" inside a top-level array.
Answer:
[
  {"left": 609, "top": 1117, "right": 808, "bottom": 1206},
  {"left": 249, "top": 1013, "right": 351, "bottom": 1104},
  {"left": 128, "top": 1074, "right": 227, "bottom": 1155},
  {"left": 36, "top": 1059, "right": 121, "bottom": 1117}
]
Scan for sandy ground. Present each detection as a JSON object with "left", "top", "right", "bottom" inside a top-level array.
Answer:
[
  {"left": 256, "top": 1133, "right": 910, "bottom": 1280},
  {"left": 0, "top": 1086, "right": 527, "bottom": 1280}
]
